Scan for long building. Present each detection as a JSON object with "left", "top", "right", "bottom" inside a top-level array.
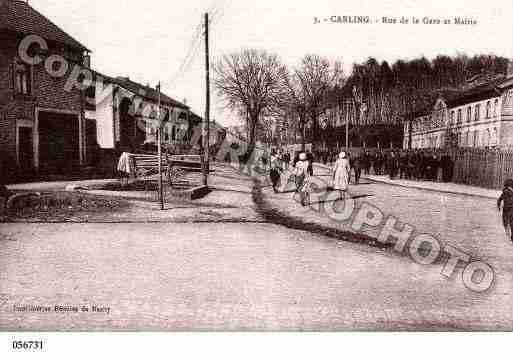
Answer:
[{"left": 404, "top": 70, "right": 513, "bottom": 150}]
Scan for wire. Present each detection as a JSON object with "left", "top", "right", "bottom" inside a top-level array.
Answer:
[{"left": 164, "top": 20, "right": 204, "bottom": 88}]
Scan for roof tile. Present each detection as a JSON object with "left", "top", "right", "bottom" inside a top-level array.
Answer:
[{"left": 0, "top": 0, "right": 89, "bottom": 51}]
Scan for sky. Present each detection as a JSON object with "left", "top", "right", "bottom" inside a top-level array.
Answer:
[{"left": 29, "top": 0, "right": 513, "bottom": 127}]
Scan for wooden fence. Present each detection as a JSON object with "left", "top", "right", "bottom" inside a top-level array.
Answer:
[{"left": 448, "top": 148, "right": 513, "bottom": 189}]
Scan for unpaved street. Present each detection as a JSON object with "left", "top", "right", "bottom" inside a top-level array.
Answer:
[{"left": 1, "top": 166, "right": 512, "bottom": 330}]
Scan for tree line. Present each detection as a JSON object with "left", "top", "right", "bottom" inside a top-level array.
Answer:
[{"left": 214, "top": 49, "right": 510, "bottom": 153}]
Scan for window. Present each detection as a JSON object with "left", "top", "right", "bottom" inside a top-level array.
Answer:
[
  {"left": 485, "top": 129, "right": 491, "bottom": 147},
  {"left": 473, "top": 131, "right": 478, "bottom": 147},
  {"left": 457, "top": 109, "right": 462, "bottom": 124},
  {"left": 465, "top": 132, "right": 469, "bottom": 147},
  {"left": 494, "top": 99, "right": 499, "bottom": 117},
  {"left": 450, "top": 111, "right": 455, "bottom": 126},
  {"left": 475, "top": 104, "right": 480, "bottom": 121},
  {"left": 486, "top": 101, "right": 491, "bottom": 118},
  {"left": 467, "top": 106, "right": 472, "bottom": 122},
  {"left": 14, "top": 59, "right": 31, "bottom": 95}
]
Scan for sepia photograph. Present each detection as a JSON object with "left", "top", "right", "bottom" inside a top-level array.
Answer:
[{"left": 2, "top": 0, "right": 513, "bottom": 344}]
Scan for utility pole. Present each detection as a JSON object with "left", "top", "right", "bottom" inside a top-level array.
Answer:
[
  {"left": 345, "top": 100, "right": 351, "bottom": 152},
  {"left": 157, "top": 81, "right": 164, "bottom": 210},
  {"left": 202, "top": 12, "right": 211, "bottom": 187}
]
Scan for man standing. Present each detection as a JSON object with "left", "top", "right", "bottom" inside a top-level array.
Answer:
[
  {"left": 388, "top": 151, "right": 398, "bottom": 180},
  {"left": 351, "top": 153, "right": 362, "bottom": 185},
  {"left": 498, "top": 179, "right": 513, "bottom": 242}
]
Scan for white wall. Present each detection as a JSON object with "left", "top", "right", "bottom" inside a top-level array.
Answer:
[
  {"left": 94, "top": 89, "right": 115, "bottom": 149},
  {"left": 410, "top": 95, "right": 503, "bottom": 149}
]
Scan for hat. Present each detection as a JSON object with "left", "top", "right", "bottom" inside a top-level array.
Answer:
[
  {"left": 339, "top": 152, "right": 346, "bottom": 159},
  {"left": 299, "top": 153, "right": 307, "bottom": 161}
]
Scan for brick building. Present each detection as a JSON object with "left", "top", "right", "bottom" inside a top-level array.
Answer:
[{"left": 0, "top": 0, "right": 91, "bottom": 181}]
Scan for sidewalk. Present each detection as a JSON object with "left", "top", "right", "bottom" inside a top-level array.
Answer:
[
  {"left": 3, "top": 165, "right": 261, "bottom": 224},
  {"left": 6, "top": 178, "right": 117, "bottom": 192},
  {"left": 314, "top": 163, "right": 501, "bottom": 200}
]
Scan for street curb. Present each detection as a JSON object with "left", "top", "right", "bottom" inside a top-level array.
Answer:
[
  {"left": 363, "top": 176, "right": 499, "bottom": 200},
  {"left": 313, "top": 162, "right": 499, "bottom": 200}
]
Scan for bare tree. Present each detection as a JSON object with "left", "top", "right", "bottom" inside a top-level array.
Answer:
[
  {"left": 283, "top": 70, "right": 309, "bottom": 150},
  {"left": 214, "top": 49, "right": 287, "bottom": 157},
  {"left": 290, "top": 55, "right": 344, "bottom": 151}
]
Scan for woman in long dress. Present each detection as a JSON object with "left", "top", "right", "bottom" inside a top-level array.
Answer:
[
  {"left": 294, "top": 152, "right": 311, "bottom": 206},
  {"left": 333, "top": 151, "right": 351, "bottom": 199}
]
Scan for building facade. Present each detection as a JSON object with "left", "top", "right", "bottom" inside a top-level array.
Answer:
[
  {"left": 84, "top": 75, "right": 192, "bottom": 155},
  {"left": 0, "top": 0, "right": 90, "bottom": 180},
  {"left": 404, "top": 75, "right": 513, "bottom": 150}
]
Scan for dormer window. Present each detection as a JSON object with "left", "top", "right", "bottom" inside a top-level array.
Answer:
[{"left": 14, "top": 58, "right": 31, "bottom": 95}]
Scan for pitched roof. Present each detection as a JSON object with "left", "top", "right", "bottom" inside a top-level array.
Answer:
[
  {"left": 445, "top": 78, "right": 503, "bottom": 108},
  {"left": 0, "top": 0, "right": 89, "bottom": 51},
  {"left": 111, "top": 77, "right": 189, "bottom": 110},
  {"left": 410, "top": 77, "right": 511, "bottom": 118}
]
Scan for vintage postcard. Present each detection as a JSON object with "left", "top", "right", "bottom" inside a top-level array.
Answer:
[{"left": 1, "top": 0, "right": 513, "bottom": 341}]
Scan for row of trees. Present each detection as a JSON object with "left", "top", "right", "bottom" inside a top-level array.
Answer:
[
  {"left": 345, "top": 54, "right": 510, "bottom": 126},
  {"left": 214, "top": 50, "right": 510, "bottom": 154}
]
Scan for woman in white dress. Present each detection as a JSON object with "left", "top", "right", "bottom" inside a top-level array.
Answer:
[
  {"left": 294, "top": 152, "right": 311, "bottom": 206},
  {"left": 332, "top": 151, "right": 351, "bottom": 198}
]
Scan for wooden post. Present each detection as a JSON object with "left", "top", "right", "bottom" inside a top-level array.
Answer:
[
  {"left": 345, "top": 101, "right": 350, "bottom": 152},
  {"left": 157, "top": 82, "right": 164, "bottom": 210},
  {"left": 202, "top": 12, "right": 211, "bottom": 187}
]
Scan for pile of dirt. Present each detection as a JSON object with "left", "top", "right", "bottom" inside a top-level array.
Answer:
[{"left": 2, "top": 192, "right": 128, "bottom": 222}]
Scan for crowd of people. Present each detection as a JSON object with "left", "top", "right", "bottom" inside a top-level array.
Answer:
[
  {"left": 269, "top": 148, "right": 456, "bottom": 184},
  {"left": 268, "top": 148, "right": 513, "bottom": 244},
  {"left": 268, "top": 149, "right": 352, "bottom": 207},
  {"left": 314, "top": 149, "right": 456, "bottom": 183},
  {"left": 266, "top": 147, "right": 457, "bottom": 206}
]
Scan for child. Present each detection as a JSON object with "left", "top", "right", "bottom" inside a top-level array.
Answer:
[
  {"left": 269, "top": 152, "right": 283, "bottom": 193},
  {"left": 497, "top": 179, "right": 513, "bottom": 242}
]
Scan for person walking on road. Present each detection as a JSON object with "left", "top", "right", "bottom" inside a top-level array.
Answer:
[
  {"left": 294, "top": 152, "right": 311, "bottom": 206},
  {"left": 350, "top": 153, "right": 362, "bottom": 185},
  {"left": 498, "top": 179, "right": 513, "bottom": 242},
  {"left": 269, "top": 151, "right": 283, "bottom": 193},
  {"left": 332, "top": 151, "right": 351, "bottom": 200}
]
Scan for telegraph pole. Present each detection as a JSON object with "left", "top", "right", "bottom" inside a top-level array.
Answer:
[
  {"left": 202, "top": 12, "right": 211, "bottom": 186},
  {"left": 345, "top": 100, "right": 350, "bottom": 152},
  {"left": 157, "top": 81, "right": 164, "bottom": 210}
]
